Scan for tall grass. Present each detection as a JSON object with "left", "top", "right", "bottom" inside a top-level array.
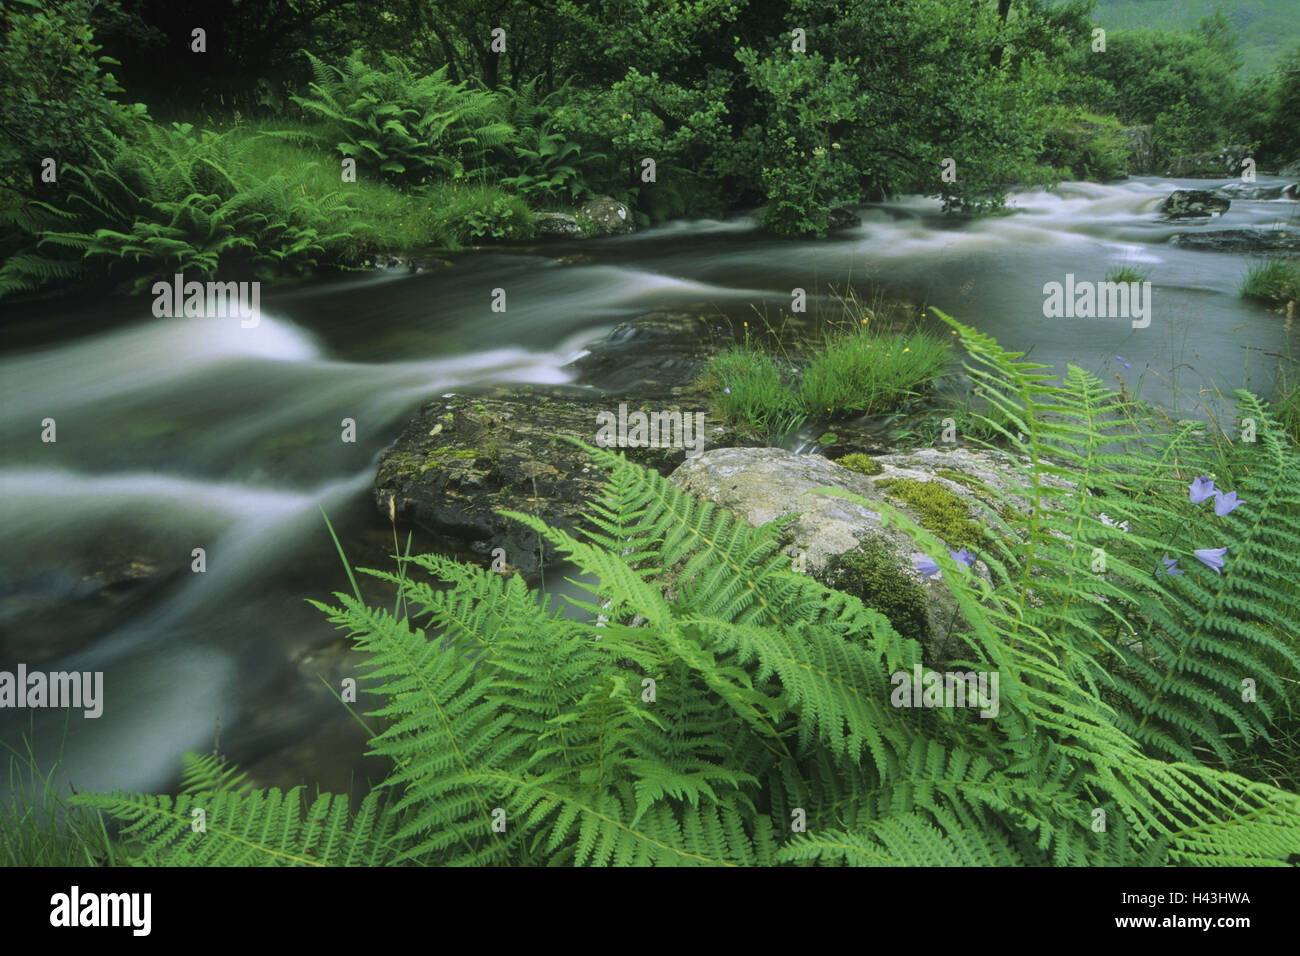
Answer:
[
  {"left": 1, "top": 737, "right": 119, "bottom": 866},
  {"left": 798, "top": 329, "right": 951, "bottom": 418},
  {"left": 700, "top": 323, "right": 951, "bottom": 437},
  {"left": 1240, "top": 259, "right": 1300, "bottom": 305},
  {"left": 697, "top": 342, "right": 806, "bottom": 438}
]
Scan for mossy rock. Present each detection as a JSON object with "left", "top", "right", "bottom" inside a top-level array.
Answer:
[
  {"left": 818, "top": 538, "right": 930, "bottom": 646},
  {"left": 874, "top": 477, "right": 984, "bottom": 548},
  {"left": 835, "top": 452, "right": 883, "bottom": 476}
]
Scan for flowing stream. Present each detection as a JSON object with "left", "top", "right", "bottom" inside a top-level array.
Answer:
[{"left": 2, "top": 176, "right": 1296, "bottom": 799}]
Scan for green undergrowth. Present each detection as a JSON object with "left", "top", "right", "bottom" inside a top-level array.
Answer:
[
  {"left": 701, "top": 325, "right": 952, "bottom": 439},
  {"left": 30, "top": 312, "right": 1299, "bottom": 867}
]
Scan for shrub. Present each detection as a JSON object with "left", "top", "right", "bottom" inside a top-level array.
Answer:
[
  {"left": 1037, "top": 107, "right": 1130, "bottom": 182},
  {"left": 0, "top": 122, "right": 364, "bottom": 297},
  {"left": 283, "top": 50, "right": 513, "bottom": 186}
]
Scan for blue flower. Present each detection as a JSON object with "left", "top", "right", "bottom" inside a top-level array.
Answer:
[
  {"left": 1158, "top": 553, "right": 1183, "bottom": 576},
  {"left": 913, "top": 554, "right": 941, "bottom": 580},
  {"left": 1188, "top": 476, "right": 1216, "bottom": 504},
  {"left": 1115, "top": 355, "right": 1132, "bottom": 369},
  {"left": 723, "top": 387, "right": 731, "bottom": 394},
  {"left": 1213, "top": 489, "right": 1243, "bottom": 516},
  {"left": 1194, "top": 547, "right": 1228, "bottom": 574},
  {"left": 949, "top": 547, "right": 975, "bottom": 569}
]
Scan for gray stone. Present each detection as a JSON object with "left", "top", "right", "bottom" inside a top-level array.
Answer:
[
  {"left": 1159, "top": 189, "right": 1229, "bottom": 219},
  {"left": 1169, "top": 229, "right": 1300, "bottom": 256},
  {"left": 667, "top": 446, "right": 1029, "bottom": 656},
  {"left": 1121, "top": 125, "right": 1154, "bottom": 175},
  {"left": 1212, "top": 182, "right": 1288, "bottom": 200},
  {"left": 575, "top": 195, "right": 635, "bottom": 237}
]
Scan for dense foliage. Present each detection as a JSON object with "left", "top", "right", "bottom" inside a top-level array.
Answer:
[
  {"left": 66, "top": 317, "right": 1300, "bottom": 866},
  {"left": 4, "top": 0, "right": 1297, "bottom": 299}
]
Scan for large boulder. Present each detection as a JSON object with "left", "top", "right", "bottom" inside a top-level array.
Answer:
[
  {"left": 575, "top": 195, "right": 635, "bottom": 237},
  {"left": 375, "top": 390, "right": 756, "bottom": 573},
  {"left": 1121, "top": 125, "right": 1155, "bottom": 175},
  {"left": 1164, "top": 146, "right": 1250, "bottom": 178},
  {"left": 1159, "top": 189, "right": 1229, "bottom": 219},
  {"left": 668, "top": 446, "right": 1034, "bottom": 657}
]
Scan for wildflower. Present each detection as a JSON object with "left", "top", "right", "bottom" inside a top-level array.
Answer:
[
  {"left": 1115, "top": 355, "right": 1131, "bottom": 369},
  {"left": 1194, "top": 547, "right": 1228, "bottom": 574},
  {"left": 949, "top": 547, "right": 975, "bottom": 569},
  {"left": 723, "top": 387, "right": 731, "bottom": 394},
  {"left": 1188, "top": 476, "right": 1216, "bottom": 504},
  {"left": 913, "top": 554, "right": 941, "bottom": 580},
  {"left": 1158, "top": 553, "right": 1183, "bottom": 576},
  {"left": 903, "top": 347, "right": 911, "bottom": 352},
  {"left": 1213, "top": 490, "right": 1243, "bottom": 516}
]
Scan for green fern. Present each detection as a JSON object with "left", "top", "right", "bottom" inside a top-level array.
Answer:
[{"left": 68, "top": 328, "right": 1300, "bottom": 864}]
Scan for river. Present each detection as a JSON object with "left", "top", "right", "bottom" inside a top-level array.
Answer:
[{"left": 2, "top": 175, "right": 1295, "bottom": 801}]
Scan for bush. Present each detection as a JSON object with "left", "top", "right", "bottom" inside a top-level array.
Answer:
[
  {"left": 0, "top": 0, "right": 148, "bottom": 194},
  {"left": 1037, "top": 108, "right": 1130, "bottom": 181},
  {"left": 284, "top": 50, "right": 513, "bottom": 186},
  {"left": 0, "top": 122, "right": 364, "bottom": 297}
]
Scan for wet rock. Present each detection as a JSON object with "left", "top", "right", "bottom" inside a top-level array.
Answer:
[
  {"left": 1169, "top": 229, "right": 1300, "bottom": 256},
  {"left": 1160, "top": 189, "right": 1229, "bottom": 219},
  {"left": 1212, "top": 182, "right": 1289, "bottom": 201},
  {"left": 534, "top": 212, "right": 583, "bottom": 238},
  {"left": 667, "top": 447, "right": 1035, "bottom": 656},
  {"left": 827, "top": 207, "right": 862, "bottom": 231},
  {"left": 575, "top": 195, "right": 635, "bottom": 237},
  {"left": 566, "top": 310, "right": 720, "bottom": 399},
  {"left": 365, "top": 254, "right": 452, "bottom": 273},
  {"left": 1277, "top": 159, "right": 1300, "bottom": 178},
  {"left": 374, "top": 388, "right": 759, "bottom": 574},
  {"left": 1121, "top": 125, "right": 1154, "bottom": 175},
  {"left": 1164, "top": 146, "right": 1250, "bottom": 178}
]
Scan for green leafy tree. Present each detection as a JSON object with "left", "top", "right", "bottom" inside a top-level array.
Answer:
[{"left": 0, "top": 0, "right": 147, "bottom": 194}]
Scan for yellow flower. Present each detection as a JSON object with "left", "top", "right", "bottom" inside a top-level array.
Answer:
[{"left": 903, "top": 347, "right": 910, "bottom": 352}]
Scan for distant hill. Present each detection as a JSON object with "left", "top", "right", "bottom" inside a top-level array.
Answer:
[{"left": 1090, "top": 0, "right": 1299, "bottom": 75}]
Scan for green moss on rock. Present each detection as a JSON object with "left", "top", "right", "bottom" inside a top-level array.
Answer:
[
  {"left": 820, "top": 538, "right": 930, "bottom": 645},
  {"left": 874, "top": 477, "right": 983, "bottom": 548},
  {"left": 835, "top": 453, "right": 883, "bottom": 476}
]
